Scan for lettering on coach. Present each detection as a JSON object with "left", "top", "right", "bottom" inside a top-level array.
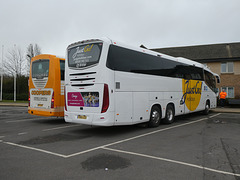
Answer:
[
  {"left": 181, "top": 80, "right": 203, "bottom": 111},
  {"left": 31, "top": 90, "right": 51, "bottom": 95}
]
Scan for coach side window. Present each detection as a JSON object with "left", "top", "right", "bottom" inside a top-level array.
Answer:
[
  {"left": 107, "top": 45, "right": 204, "bottom": 81},
  {"left": 60, "top": 60, "right": 65, "bottom": 80},
  {"left": 107, "top": 45, "right": 160, "bottom": 72},
  {"left": 204, "top": 70, "right": 216, "bottom": 91},
  {"left": 189, "top": 67, "right": 204, "bottom": 81},
  {"left": 107, "top": 45, "right": 180, "bottom": 77}
]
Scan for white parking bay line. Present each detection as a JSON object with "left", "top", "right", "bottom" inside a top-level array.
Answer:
[
  {"left": 6, "top": 118, "right": 48, "bottom": 123},
  {"left": 2, "top": 141, "right": 68, "bottom": 158},
  {"left": 42, "top": 124, "right": 80, "bottom": 132},
  {"left": 66, "top": 114, "right": 221, "bottom": 158},
  {"left": 209, "top": 113, "right": 222, "bottom": 118},
  {"left": 103, "top": 147, "right": 240, "bottom": 178},
  {"left": 18, "top": 132, "right": 28, "bottom": 135},
  {"left": 65, "top": 146, "right": 103, "bottom": 158},
  {"left": 2, "top": 113, "right": 222, "bottom": 160},
  {"left": 99, "top": 117, "right": 210, "bottom": 148}
]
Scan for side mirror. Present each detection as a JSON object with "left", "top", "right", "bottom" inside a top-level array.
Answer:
[
  {"left": 216, "top": 76, "right": 220, "bottom": 83},
  {"left": 214, "top": 88, "right": 219, "bottom": 96}
]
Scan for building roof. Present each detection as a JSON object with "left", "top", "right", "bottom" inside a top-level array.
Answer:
[{"left": 152, "top": 42, "right": 240, "bottom": 62}]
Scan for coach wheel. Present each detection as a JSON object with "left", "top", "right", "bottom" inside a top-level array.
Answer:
[
  {"left": 148, "top": 106, "right": 161, "bottom": 128},
  {"left": 203, "top": 101, "right": 210, "bottom": 115},
  {"left": 163, "top": 104, "right": 175, "bottom": 124}
]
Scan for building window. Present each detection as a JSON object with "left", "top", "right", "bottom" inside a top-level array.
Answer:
[
  {"left": 221, "top": 62, "right": 233, "bottom": 73},
  {"left": 222, "top": 87, "right": 234, "bottom": 98}
]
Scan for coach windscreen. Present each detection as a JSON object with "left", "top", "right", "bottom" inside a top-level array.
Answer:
[
  {"left": 68, "top": 43, "right": 103, "bottom": 68},
  {"left": 32, "top": 59, "right": 49, "bottom": 79}
]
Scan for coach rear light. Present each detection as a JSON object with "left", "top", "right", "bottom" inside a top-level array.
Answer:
[
  {"left": 51, "top": 92, "right": 54, "bottom": 108},
  {"left": 101, "top": 84, "right": 109, "bottom": 113}
]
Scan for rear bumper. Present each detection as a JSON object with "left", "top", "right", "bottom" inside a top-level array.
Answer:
[
  {"left": 28, "top": 107, "right": 64, "bottom": 117},
  {"left": 64, "top": 111, "right": 115, "bottom": 126}
]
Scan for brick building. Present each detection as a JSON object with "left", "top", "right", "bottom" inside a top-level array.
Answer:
[{"left": 152, "top": 42, "right": 240, "bottom": 100}]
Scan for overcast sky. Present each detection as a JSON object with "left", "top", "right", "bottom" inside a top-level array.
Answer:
[{"left": 1, "top": 0, "right": 240, "bottom": 57}]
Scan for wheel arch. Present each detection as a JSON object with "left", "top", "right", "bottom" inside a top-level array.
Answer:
[
  {"left": 162, "top": 102, "right": 176, "bottom": 124},
  {"left": 206, "top": 99, "right": 210, "bottom": 106},
  {"left": 203, "top": 99, "right": 211, "bottom": 115},
  {"left": 166, "top": 102, "right": 175, "bottom": 114},
  {"left": 150, "top": 103, "right": 162, "bottom": 119}
]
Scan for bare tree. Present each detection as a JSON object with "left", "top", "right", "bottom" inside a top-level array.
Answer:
[
  {"left": 4, "top": 45, "right": 26, "bottom": 77},
  {"left": 26, "top": 44, "right": 41, "bottom": 76}
]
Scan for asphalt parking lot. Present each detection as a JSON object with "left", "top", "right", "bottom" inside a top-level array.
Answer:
[{"left": 0, "top": 106, "right": 240, "bottom": 180}]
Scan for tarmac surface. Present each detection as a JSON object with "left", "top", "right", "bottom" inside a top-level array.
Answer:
[{"left": 0, "top": 103, "right": 240, "bottom": 180}]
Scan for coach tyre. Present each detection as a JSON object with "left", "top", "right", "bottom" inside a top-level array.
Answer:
[
  {"left": 148, "top": 106, "right": 161, "bottom": 127},
  {"left": 163, "top": 104, "right": 175, "bottom": 124}
]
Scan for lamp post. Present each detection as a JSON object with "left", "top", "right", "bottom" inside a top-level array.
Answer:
[
  {"left": 14, "top": 72, "right": 16, "bottom": 102},
  {"left": 0, "top": 45, "right": 3, "bottom": 101},
  {"left": 14, "top": 44, "right": 16, "bottom": 102}
]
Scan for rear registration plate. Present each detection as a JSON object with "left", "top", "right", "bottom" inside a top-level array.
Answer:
[
  {"left": 38, "top": 104, "right": 43, "bottom": 107},
  {"left": 77, "top": 115, "right": 87, "bottom": 119}
]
